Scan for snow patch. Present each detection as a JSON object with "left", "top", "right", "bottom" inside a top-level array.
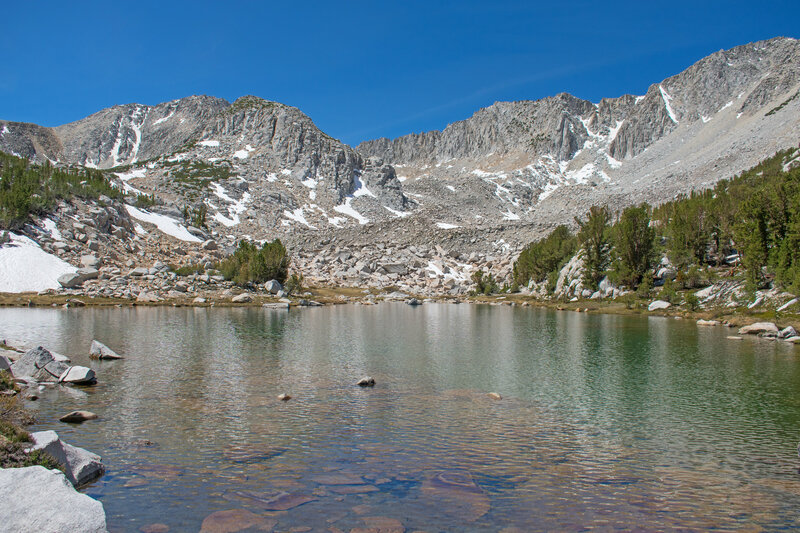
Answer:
[
  {"left": 659, "top": 85, "right": 678, "bottom": 123},
  {"left": 198, "top": 140, "right": 220, "bottom": 147},
  {"left": 115, "top": 168, "right": 147, "bottom": 195},
  {"left": 384, "top": 206, "right": 411, "bottom": 218},
  {"left": 233, "top": 149, "right": 249, "bottom": 159},
  {"left": 280, "top": 169, "right": 292, "bottom": 176},
  {"left": 0, "top": 233, "right": 77, "bottom": 293},
  {"left": 333, "top": 198, "right": 369, "bottom": 224},
  {"left": 502, "top": 209, "right": 520, "bottom": 221},
  {"left": 283, "top": 208, "right": 316, "bottom": 229},
  {"left": 446, "top": 185, "right": 456, "bottom": 192},
  {"left": 124, "top": 205, "right": 201, "bottom": 242},
  {"left": 153, "top": 110, "right": 175, "bottom": 125},
  {"left": 208, "top": 183, "right": 250, "bottom": 226},
  {"left": 436, "top": 222, "right": 460, "bottom": 229},
  {"left": 41, "top": 219, "right": 62, "bottom": 241}
]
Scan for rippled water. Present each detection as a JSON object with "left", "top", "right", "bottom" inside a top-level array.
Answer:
[{"left": 4, "top": 304, "right": 800, "bottom": 531}]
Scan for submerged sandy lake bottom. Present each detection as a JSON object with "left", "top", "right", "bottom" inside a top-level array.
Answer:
[{"left": 4, "top": 304, "right": 800, "bottom": 531}]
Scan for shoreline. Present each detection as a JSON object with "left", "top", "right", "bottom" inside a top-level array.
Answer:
[{"left": 2, "top": 286, "right": 799, "bottom": 331}]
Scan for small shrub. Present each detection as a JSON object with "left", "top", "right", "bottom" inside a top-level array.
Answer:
[
  {"left": 471, "top": 270, "right": 499, "bottom": 295},
  {"left": 285, "top": 273, "right": 304, "bottom": 295},
  {"left": 685, "top": 291, "right": 700, "bottom": 311}
]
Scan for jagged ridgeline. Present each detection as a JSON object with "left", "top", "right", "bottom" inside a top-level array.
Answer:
[
  {"left": 0, "top": 152, "right": 122, "bottom": 230},
  {"left": 513, "top": 148, "right": 800, "bottom": 295}
]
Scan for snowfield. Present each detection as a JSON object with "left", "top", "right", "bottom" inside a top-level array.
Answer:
[
  {"left": 124, "top": 205, "right": 202, "bottom": 242},
  {"left": 0, "top": 233, "right": 77, "bottom": 293}
]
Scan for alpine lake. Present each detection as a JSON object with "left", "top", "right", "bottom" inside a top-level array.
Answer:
[{"left": 4, "top": 303, "right": 800, "bottom": 532}]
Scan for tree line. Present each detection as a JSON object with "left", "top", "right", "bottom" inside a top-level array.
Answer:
[{"left": 513, "top": 148, "right": 800, "bottom": 296}]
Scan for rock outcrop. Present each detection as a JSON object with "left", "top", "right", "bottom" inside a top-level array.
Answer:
[{"left": 0, "top": 466, "right": 108, "bottom": 532}]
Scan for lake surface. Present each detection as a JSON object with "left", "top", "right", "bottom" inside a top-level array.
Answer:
[{"left": 4, "top": 304, "right": 800, "bottom": 531}]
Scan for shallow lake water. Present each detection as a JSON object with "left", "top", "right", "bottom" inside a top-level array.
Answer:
[{"left": 3, "top": 303, "right": 800, "bottom": 531}]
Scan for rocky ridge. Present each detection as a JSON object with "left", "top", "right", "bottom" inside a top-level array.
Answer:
[{"left": 0, "top": 37, "right": 799, "bottom": 297}]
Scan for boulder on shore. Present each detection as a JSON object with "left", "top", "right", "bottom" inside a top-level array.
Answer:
[
  {"left": 648, "top": 300, "right": 671, "bottom": 311},
  {"left": 265, "top": 280, "right": 283, "bottom": 294},
  {"left": 0, "top": 466, "right": 107, "bottom": 533},
  {"left": 28, "top": 430, "right": 105, "bottom": 487},
  {"left": 89, "top": 340, "right": 123, "bottom": 360},
  {"left": 738, "top": 322, "right": 779, "bottom": 336},
  {"left": 232, "top": 293, "right": 253, "bottom": 303}
]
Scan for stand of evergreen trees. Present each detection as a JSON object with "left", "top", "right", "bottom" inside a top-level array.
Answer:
[
  {"left": 218, "top": 239, "right": 289, "bottom": 286},
  {"left": 0, "top": 152, "right": 122, "bottom": 230},
  {"left": 514, "top": 148, "right": 800, "bottom": 296}
]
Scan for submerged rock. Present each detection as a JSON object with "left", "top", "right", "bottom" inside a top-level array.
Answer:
[
  {"left": 421, "top": 471, "right": 490, "bottom": 522},
  {"left": 0, "top": 466, "right": 107, "bottom": 533},
  {"left": 277, "top": 393, "right": 291, "bottom": 401},
  {"left": 487, "top": 392, "right": 502, "bottom": 400},
  {"left": 89, "top": 340, "right": 123, "bottom": 360},
  {"left": 200, "top": 509, "right": 277, "bottom": 533}
]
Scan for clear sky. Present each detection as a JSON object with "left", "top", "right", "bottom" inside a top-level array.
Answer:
[{"left": 2, "top": 1, "right": 797, "bottom": 146}]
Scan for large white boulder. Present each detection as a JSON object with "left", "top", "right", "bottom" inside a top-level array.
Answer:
[
  {"left": 59, "top": 365, "right": 96, "bottom": 385},
  {"left": 738, "top": 322, "right": 779, "bottom": 335},
  {"left": 648, "top": 300, "right": 672, "bottom": 311},
  {"left": 0, "top": 466, "right": 107, "bottom": 532},
  {"left": 28, "top": 431, "right": 105, "bottom": 487},
  {"left": 265, "top": 279, "right": 283, "bottom": 294}
]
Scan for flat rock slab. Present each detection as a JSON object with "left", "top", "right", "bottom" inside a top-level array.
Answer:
[
  {"left": 0, "top": 466, "right": 107, "bottom": 532},
  {"left": 738, "top": 322, "right": 779, "bottom": 335}
]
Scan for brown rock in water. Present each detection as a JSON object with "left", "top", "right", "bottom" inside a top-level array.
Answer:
[
  {"left": 421, "top": 471, "right": 490, "bottom": 522},
  {"left": 360, "top": 516, "right": 405, "bottom": 533},
  {"left": 200, "top": 509, "right": 277, "bottom": 533},
  {"left": 312, "top": 473, "right": 365, "bottom": 485},
  {"left": 139, "top": 524, "right": 169, "bottom": 533},
  {"left": 277, "top": 393, "right": 291, "bottom": 401},
  {"left": 59, "top": 410, "right": 98, "bottom": 423},
  {"left": 487, "top": 392, "right": 502, "bottom": 400},
  {"left": 329, "top": 484, "right": 379, "bottom": 494}
]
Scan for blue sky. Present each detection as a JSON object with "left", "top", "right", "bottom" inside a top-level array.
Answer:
[{"left": 1, "top": 1, "right": 797, "bottom": 146}]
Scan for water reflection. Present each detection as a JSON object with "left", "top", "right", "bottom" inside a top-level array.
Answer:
[{"left": 2, "top": 304, "right": 800, "bottom": 531}]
